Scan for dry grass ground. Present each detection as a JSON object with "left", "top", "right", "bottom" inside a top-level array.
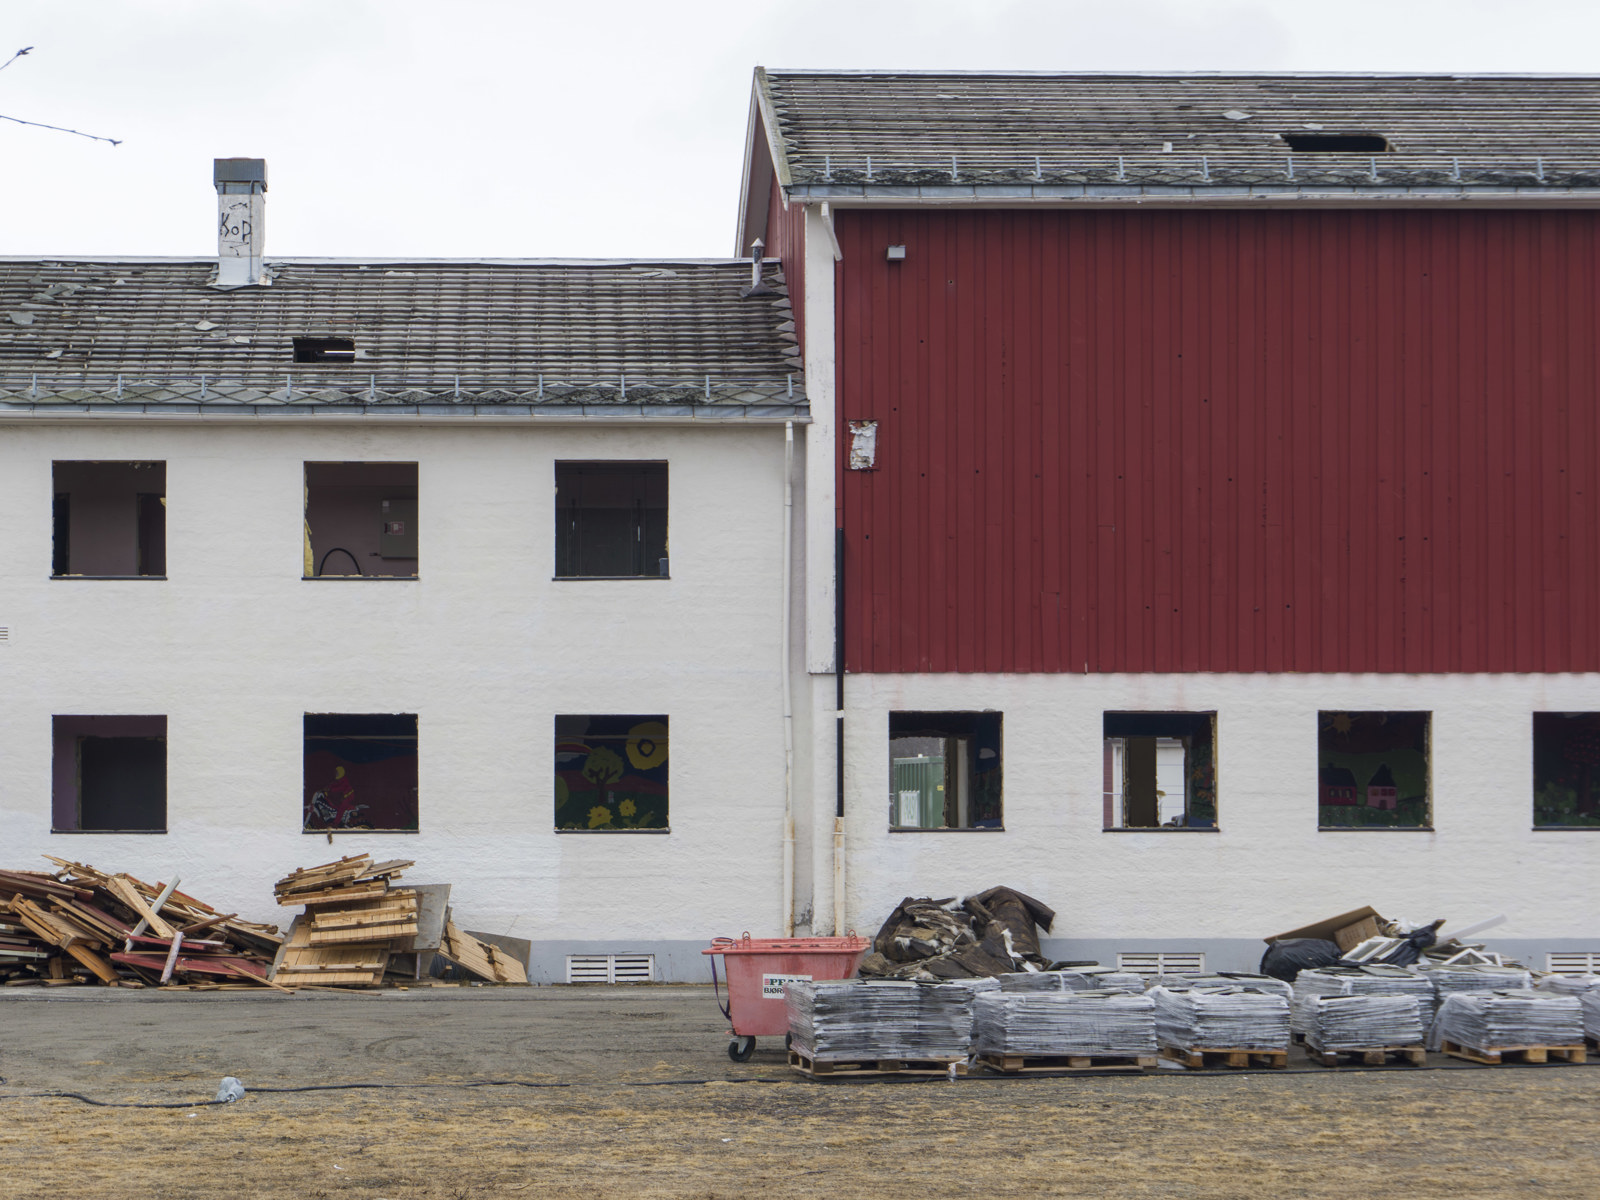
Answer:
[{"left": 3, "top": 988, "right": 1598, "bottom": 1198}]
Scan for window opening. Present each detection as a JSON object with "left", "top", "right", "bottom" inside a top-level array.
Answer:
[
  {"left": 293, "top": 336, "right": 356, "bottom": 363},
  {"left": 1533, "top": 713, "right": 1600, "bottom": 828},
  {"left": 555, "top": 715, "right": 669, "bottom": 831},
  {"left": 51, "top": 462, "right": 166, "bottom": 578},
  {"left": 1281, "top": 133, "right": 1390, "bottom": 152},
  {"left": 304, "top": 462, "right": 418, "bottom": 579},
  {"left": 888, "top": 711, "right": 1002, "bottom": 830},
  {"left": 52, "top": 715, "right": 167, "bottom": 832},
  {"left": 555, "top": 462, "right": 668, "bottom": 579},
  {"left": 1318, "top": 711, "right": 1430, "bottom": 828},
  {"left": 1103, "top": 712, "right": 1217, "bottom": 829},
  {"left": 303, "top": 713, "right": 418, "bottom": 832}
]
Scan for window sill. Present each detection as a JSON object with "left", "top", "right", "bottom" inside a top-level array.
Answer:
[
  {"left": 552, "top": 575, "right": 670, "bottom": 582},
  {"left": 51, "top": 575, "right": 166, "bottom": 581},
  {"left": 1103, "top": 826, "right": 1219, "bottom": 833},
  {"left": 1531, "top": 825, "right": 1600, "bottom": 831},
  {"left": 1317, "top": 826, "right": 1435, "bottom": 832},
  {"left": 302, "top": 575, "right": 418, "bottom": 582},
  {"left": 53, "top": 828, "right": 167, "bottom": 834},
  {"left": 888, "top": 826, "right": 1005, "bottom": 833},
  {"left": 303, "top": 828, "right": 420, "bottom": 835},
  {"left": 556, "top": 827, "right": 671, "bottom": 834}
]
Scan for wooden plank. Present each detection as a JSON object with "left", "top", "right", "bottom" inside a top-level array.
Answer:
[
  {"left": 1442, "top": 1040, "right": 1586, "bottom": 1066},
  {"left": 437, "top": 919, "right": 528, "bottom": 984},
  {"left": 978, "top": 1053, "right": 1157, "bottom": 1075},
  {"left": 309, "top": 923, "right": 417, "bottom": 945},
  {"left": 105, "top": 876, "right": 176, "bottom": 939},
  {"left": 788, "top": 1049, "right": 967, "bottom": 1078},
  {"left": 279, "top": 883, "right": 396, "bottom": 907},
  {"left": 1160, "top": 1045, "right": 1289, "bottom": 1070}
]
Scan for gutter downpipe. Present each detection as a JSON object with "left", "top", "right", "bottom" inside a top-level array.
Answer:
[
  {"left": 833, "top": 525, "right": 846, "bottom": 935},
  {"left": 782, "top": 420, "right": 796, "bottom": 937}
]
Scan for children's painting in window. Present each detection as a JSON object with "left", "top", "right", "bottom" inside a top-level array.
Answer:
[
  {"left": 1533, "top": 713, "right": 1600, "bottom": 828},
  {"left": 303, "top": 713, "right": 419, "bottom": 832},
  {"left": 1318, "top": 711, "right": 1429, "bottom": 828},
  {"left": 555, "top": 715, "right": 668, "bottom": 831}
]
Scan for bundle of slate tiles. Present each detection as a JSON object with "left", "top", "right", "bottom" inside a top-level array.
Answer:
[
  {"left": 1150, "top": 973, "right": 1292, "bottom": 1002},
  {"left": 1291, "top": 966, "right": 1437, "bottom": 1035},
  {"left": 1581, "top": 990, "right": 1600, "bottom": 1040},
  {"left": 1149, "top": 985, "right": 1292, "bottom": 1052},
  {"left": 1429, "top": 989, "right": 1583, "bottom": 1052},
  {"left": 973, "top": 990, "right": 1157, "bottom": 1057},
  {"left": 786, "top": 980, "right": 987, "bottom": 1060},
  {"left": 1535, "top": 973, "right": 1600, "bottom": 996},
  {"left": 998, "top": 968, "right": 1146, "bottom": 993},
  {"left": 1304, "top": 994, "right": 1425, "bottom": 1052},
  {"left": 1421, "top": 963, "right": 1532, "bottom": 997}
]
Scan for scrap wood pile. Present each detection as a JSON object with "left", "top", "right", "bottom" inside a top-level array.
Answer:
[
  {"left": 0, "top": 859, "right": 281, "bottom": 989},
  {"left": 272, "top": 855, "right": 526, "bottom": 988},
  {"left": 857, "top": 887, "right": 1057, "bottom": 980}
]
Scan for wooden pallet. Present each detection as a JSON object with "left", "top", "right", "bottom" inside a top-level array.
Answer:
[
  {"left": 1160, "top": 1045, "right": 1289, "bottom": 1070},
  {"left": 978, "top": 1052, "right": 1157, "bottom": 1074},
  {"left": 1441, "top": 1040, "right": 1587, "bottom": 1065},
  {"left": 1308, "top": 1045, "right": 1427, "bottom": 1068},
  {"left": 788, "top": 1049, "right": 969, "bottom": 1078}
]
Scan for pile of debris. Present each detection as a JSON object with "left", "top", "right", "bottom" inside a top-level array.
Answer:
[
  {"left": 272, "top": 855, "right": 526, "bottom": 989},
  {"left": 0, "top": 859, "right": 281, "bottom": 989},
  {"left": 1263, "top": 908, "right": 1526, "bottom": 981},
  {"left": 857, "top": 887, "right": 1057, "bottom": 980}
]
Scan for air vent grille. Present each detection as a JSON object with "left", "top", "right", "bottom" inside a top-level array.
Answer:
[
  {"left": 1117, "top": 951, "right": 1206, "bottom": 977},
  {"left": 1546, "top": 951, "right": 1600, "bottom": 975},
  {"left": 0, "top": 627, "right": 9, "bottom": 643},
  {"left": 566, "top": 953, "right": 655, "bottom": 984}
]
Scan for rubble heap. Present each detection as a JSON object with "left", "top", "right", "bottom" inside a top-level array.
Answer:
[
  {"left": 857, "top": 887, "right": 1056, "bottom": 980},
  {"left": 0, "top": 859, "right": 280, "bottom": 989}
]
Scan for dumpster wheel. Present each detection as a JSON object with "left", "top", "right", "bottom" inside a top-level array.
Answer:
[{"left": 728, "top": 1035, "right": 756, "bottom": 1062}]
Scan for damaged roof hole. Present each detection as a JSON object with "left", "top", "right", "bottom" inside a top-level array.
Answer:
[
  {"left": 293, "top": 336, "right": 355, "bottom": 364},
  {"left": 1281, "top": 133, "right": 1390, "bottom": 152}
]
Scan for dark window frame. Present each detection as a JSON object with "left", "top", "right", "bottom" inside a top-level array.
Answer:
[
  {"left": 303, "top": 712, "right": 420, "bottom": 833},
  {"left": 1102, "top": 711, "right": 1218, "bottom": 831},
  {"left": 888, "top": 711, "right": 1003, "bottom": 832},
  {"left": 50, "top": 461, "right": 167, "bottom": 580},
  {"left": 554, "top": 714, "right": 670, "bottom": 833},
  {"left": 1317, "top": 710, "right": 1432, "bottom": 831},
  {"left": 554, "top": 461, "right": 669, "bottom": 580}
]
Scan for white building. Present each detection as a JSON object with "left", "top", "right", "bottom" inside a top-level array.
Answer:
[{"left": 0, "top": 160, "right": 810, "bottom": 982}]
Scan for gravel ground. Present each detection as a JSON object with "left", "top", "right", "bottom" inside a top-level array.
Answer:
[{"left": 3, "top": 984, "right": 1598, "bottom": 1199}]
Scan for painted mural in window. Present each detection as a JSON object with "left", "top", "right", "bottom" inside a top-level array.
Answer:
[
  {"left": 888, "top": 712, "right": 1002, "bottom": 829},
  {"left": 303, "top": 713, "right": 419, "bottom": 832},
  {"left": 1318, "top": 711, "right": 1429, "bottom": 829},
  {"left": 1533, "top": 713, "right": 1600, "bottom": 828},
  {"left": 555, "top": 715, "right": 668, "bottom": 830}
]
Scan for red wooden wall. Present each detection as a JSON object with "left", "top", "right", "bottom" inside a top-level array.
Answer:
[
  {"left": 836, "top": 207, "right": 1600, "bottom": 674},
  {"left": 764, "top": 176, "right": 805, "bottom": 352}
]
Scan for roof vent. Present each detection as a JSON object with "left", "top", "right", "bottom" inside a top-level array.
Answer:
[
  {"left": 213, "top": 158, "right": 268, "bottom": 289},
  {"left": 294, "top": 337, "right": 355, "bottom": 364},
  {"left": 741, "top": 237, "right": 775, "bottom": 298},
  {"left": 1281, "top": 133, "right": 1389, "bottom": 153}
]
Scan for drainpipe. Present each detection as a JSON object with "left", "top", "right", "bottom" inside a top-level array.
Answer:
[
  {"left": 833, "top": 526, "right": 846, "bottom": 935},
  {"left": 781, "top": 420, "right": 796, "bottom": 937}
]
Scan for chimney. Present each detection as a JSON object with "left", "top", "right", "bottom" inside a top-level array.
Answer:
[{"left": 212, "top": 158, "right": 267, "bottom": 288}]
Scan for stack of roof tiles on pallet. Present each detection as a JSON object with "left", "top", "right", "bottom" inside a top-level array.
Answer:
[
  {"left": 1420, "top": 963, "right": 1533, "bottom": 997},
  {"left": 973, "top": 991, "right": 1158, "bottom": 1070},
  {"left": 272, "top": 855, "right": 421, "bottom": 987},
  {"left": 1150, "top": 973, "right": 1292, "bottom": 1001},
  {"left": 1580, "top": 990, "right": 1600, "bottom": 1044},
  {"left": 1430, "top": 990, "right": 1586, "bottom": 1063},
  {"left": 1305, "top": 995, "right": 1425, "bottom": 1054},
  {"left": 0, "top": 859, "right": 280, "bottom": 988},
  {"left": 1291, "top": 966, "right": 1438, "bottom": 1035},
  {"left": 999, "top": 968, "right": 1146, "bottom": 993},
  {"left": 1149, "top": 985, "right": 1292, "bottom": 1068},
  {"left": 787, "top": 980, "right": 992, "bottom": 1064}
]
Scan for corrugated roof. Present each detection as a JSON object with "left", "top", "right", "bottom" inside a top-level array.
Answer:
[
  {"left": 0, "top": 258, "right": 802, "bottom": 411},
  {"left": 759, "top": 71, "right": 1600, "bottom": 196}
]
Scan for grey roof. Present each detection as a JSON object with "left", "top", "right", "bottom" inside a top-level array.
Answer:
[
  {"left": 753, "top": 70, "right": 1600, "bottom": 201},
  {"left": 0, "top": 258, "right": 803, "bottom": 415}
]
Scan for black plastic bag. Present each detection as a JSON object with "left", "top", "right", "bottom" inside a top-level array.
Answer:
[{"left": 1259, "top": 938, "right": 1342, "bottom": 981}]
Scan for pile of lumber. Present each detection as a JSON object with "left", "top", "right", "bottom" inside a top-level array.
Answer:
[
  {"left": 272, "top": 855, "right": 526, "bottom": 988},
  {"left": 0, "top": 859, "right": 281, "bottom": 989}
]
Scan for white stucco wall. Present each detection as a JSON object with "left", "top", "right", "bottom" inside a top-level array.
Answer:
[
  {"left": 0, "top": 418, "right": 802, "bottom": 981},
  {"left": 842, "top": 672, "right": 1600, "bottom": 971}
]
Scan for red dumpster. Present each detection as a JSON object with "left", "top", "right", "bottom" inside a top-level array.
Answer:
[{"left": 704, "top": 933, "right": 870, "bottom": 1061}]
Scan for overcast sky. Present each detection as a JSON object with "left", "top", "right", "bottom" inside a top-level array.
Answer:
[{"left": 2, "top": 0, "right": 1595, "bottom": 260}]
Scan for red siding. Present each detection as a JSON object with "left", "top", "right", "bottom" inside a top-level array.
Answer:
[
  {"left": 764, "top": 176, "right": 805, "bottom": 352},
  {"left": 836, "top": 208, "right": 1600, "bottom": 675}
]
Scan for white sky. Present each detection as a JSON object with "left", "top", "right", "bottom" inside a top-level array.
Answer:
[{"left": 2, "top": 0, "right": 1596, "bottom": 260}]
